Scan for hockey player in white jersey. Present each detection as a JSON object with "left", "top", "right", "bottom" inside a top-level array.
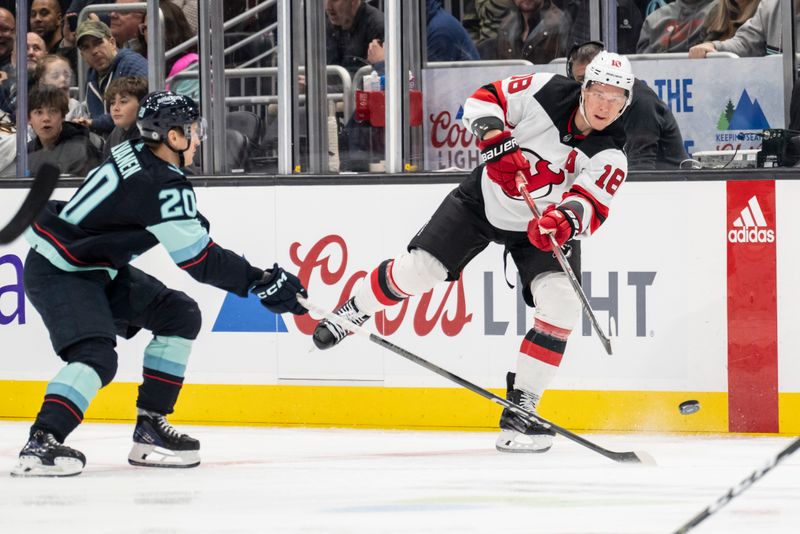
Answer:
[{"left": 314, "top": 52, "right": 633, "bottom": 453}]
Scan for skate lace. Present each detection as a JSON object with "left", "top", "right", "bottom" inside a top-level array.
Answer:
[
  {"left": 44, "top": 433, "right": 62, "bottom": 448},
  {"left": 326, "top": 298, "right": 368, "bottom": 341},
  {"left": 154, "top": 415, "right": 183, "bottom": 439},
  {"left": 518, "top": 390, "right": 539, "bottom": 413}
]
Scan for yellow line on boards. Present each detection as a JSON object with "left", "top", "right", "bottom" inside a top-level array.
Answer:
[{"left": 1, "top": 380, "right": 791, "bottom": 433}]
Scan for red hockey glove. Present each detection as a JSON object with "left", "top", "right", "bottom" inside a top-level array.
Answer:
[
  {"left": 477, "top": 131, "right": 532, "bottom": 197},
  {"left": 527, "top": 205, "right": 581, "bottom": 252}
]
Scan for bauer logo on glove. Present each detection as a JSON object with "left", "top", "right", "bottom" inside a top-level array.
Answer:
[
  {"left": 480, "top": 136, "right": 519, "bottom": 163},
  {"left": 477, "top": 131, "right": 533, "bottom": 197}
]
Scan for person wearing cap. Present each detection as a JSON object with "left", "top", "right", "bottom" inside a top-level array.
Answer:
[{"left": 73, "top": 18, "right": 146, "bottom": 135}]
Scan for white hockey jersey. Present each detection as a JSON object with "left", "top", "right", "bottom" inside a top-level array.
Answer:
[{"left": 462, "top": 72, "right": 628, "bottom": 236}]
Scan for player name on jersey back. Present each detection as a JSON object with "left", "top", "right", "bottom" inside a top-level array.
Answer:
[{"left": 111, "top": 141, "right": 143, "bottom": 179}]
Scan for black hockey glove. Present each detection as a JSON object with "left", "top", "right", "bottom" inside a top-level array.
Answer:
[{"left": 250, "top": 264, "right": 308, "bottom": 315}]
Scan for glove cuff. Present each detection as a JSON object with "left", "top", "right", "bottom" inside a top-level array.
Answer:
[
  {"left": 478, "top": 131, "right": 517, "bottom": 163},
  {"left": 556, "top": 207, "right": 582, "bottom": 240}
]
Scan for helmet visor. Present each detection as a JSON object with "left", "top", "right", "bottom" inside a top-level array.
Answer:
[{"left": 186, "top": 117, "right": 207, "bottom": 142}]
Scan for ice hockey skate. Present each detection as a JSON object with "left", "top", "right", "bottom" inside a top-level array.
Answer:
[
  {"left": 312, "top": 297, "right": 371, "bottom": 350},
  {"left": 128, "top": 410, "right": 200, "bottom": 468},
  {"left": 496, "top": 378, "right": 555, "bottom": 453},
  {"left": 10, "top": 430, "right": 86, "bottom": 477}
]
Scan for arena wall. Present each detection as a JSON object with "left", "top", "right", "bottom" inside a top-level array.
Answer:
[{"left": 1, "top": 176, "right": 797, "bottom": 434}]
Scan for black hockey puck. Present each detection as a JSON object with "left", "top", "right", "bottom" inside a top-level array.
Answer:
[{"left": 679, "top": 400, "right": 700, "bottom": 415}]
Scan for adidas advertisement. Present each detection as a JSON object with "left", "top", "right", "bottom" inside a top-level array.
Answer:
[{"left": 728, "top": 195, "right": 775, "bottom": 243}]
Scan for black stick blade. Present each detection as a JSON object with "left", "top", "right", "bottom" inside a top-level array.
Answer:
[{"left": 0, "top": 163, "right": 60, "bottom": 244}]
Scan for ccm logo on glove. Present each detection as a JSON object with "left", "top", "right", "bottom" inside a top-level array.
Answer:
[
  {"left": 254, "top": 271, "right": 288, "bottom": 299},
  {"left": 250, "top": 263, "right": 308, "bottom": 315}
]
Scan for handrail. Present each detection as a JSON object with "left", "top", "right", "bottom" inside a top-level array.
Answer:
[
  {"left": 169, "top": 65, "right": 354, "bottom": 120},
  {"left": 427, "top": 59, "right": 535, "bottom": 68},
  {"left": 167, "top": 0, "right": 277, "bottom": 58},
  {"left": 549, "top": 51, "right": 740, "bottom": 64},
  {"left": 353, "top": 59, "right": 534, "bottom": 93},
  {"left": 211, "top": 21, "right": 277, "bottom": 65}
]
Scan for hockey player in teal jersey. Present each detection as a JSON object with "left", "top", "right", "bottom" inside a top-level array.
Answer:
[{"left": 11, "top": 91, "right": 308, "bottom": 477}]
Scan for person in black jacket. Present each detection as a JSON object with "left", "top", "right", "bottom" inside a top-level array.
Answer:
[
  {"left": 27, "top": 84, "right": 103, "bottom": 176},
  {"left": 326, "top": 0, "right": 384, "bottom": 76},
  {"left": 102, "top": 75, "right": 147, "bottom": 158},
  {"left": 567, "top": 41, "right": 689, "bottom": 170}
]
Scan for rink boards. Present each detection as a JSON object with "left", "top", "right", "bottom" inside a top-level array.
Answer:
[{"left": 1, "top": 178, "right": 798, "bottom": 434}]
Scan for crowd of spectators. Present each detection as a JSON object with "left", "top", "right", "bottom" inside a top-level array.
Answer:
[
  {"left": 0, "top": 0, "right": 798, "bottom": 177},
  {"left": 0, "top": 0, "right": 201, "bottom": 177}
]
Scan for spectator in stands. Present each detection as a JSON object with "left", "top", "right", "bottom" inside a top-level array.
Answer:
[
  {"left": 0, "top": 7, "right": 14, "bottom": 77},
  {"left": 73, "top": 18, "right": 147, "bottom": 134},
  {"left": 463, "top": 0, "right": 514, "bottom": 45},
  {"left": 568, "top": 41, "right": 689, "bottom": 169},
  {"left": 27, "top": 32, "right": 49, "bottom": 77},
  {"left": 171, "top": 0, "right": 198, "bottom": 33},
  {"left": 30, "top": 0, "right": 64, "bottom": 54},
  {"left": 136, "top": 0, "right": 199, "bottom": 101},
  {"left": 27, "top": 84, "right": 103, "bottom": 176},
  {"left": 110, "top": 0, "right": 146, "bottom": 50},
  {"left": 426, "top": 0, "right": 480, "bottom": 61},
  {"left": 688, "top": 0, "right": 794, "bottom": 58},
  {"left": 0, "top": 32, "right": 47, "bottom": 120},
  {"left": 369, "top": 0, "right": 479, "bottom": 64},
  {"left": 636, "top": 0, "right": 715, "bottom": 53},
  {"left": 35, "top": 54, "right": 88, "bottom": 121},
  {"left": 483, "top": 0, "right": 570, "bottom": 64},
  {"left": 102, "top": 75, "right": 146, "bottom": 157},
  {"left": 700, "top": 0, "right": 761, "bottom": 42},
  {"left": 565, "top": 0, "right": 644, "bottom": 54},
  {"left": 0, "top": 116, "right": 15, "bottom": 176},
  {"left": 326, "top": 0, "right": 384, "bottom": 76}
]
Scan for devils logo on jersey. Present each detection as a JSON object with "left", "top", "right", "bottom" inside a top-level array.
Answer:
[{"left": 520, "top": 148, "right": 565, "bottom": 197}]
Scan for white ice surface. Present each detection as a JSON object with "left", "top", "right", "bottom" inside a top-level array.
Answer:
[{"left": 0, "top": 421, "right": 798, "bottom": 533}]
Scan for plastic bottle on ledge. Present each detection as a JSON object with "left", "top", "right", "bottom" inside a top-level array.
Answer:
[{"left": 364, "top": 72, "right": 380, "bottom": 92}]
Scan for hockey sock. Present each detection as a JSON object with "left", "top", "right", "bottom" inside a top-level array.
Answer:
[
  {"left": 138, "top": 335, "right": 191, "bottom": 414},
  {"left": 355, "top": 259, "right": 406, "bottom": 314},
  {"left": 32, "top": 362, "right": 102, "bottom": 442},
  {"left": 355, "top": 250, "right": 448, "bottom": 315},
  {"left": 514, "top": 318, "right": 571, "bottom": 401}
]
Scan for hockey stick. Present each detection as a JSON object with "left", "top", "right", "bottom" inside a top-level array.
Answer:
[
  {"left": 298, "top": 295, "right": 654, "bottom": 465},
  {"left": 515, "top": 172, "right": 614, "bottom": 355},
  {"left": 672, "top": 437, "right": 800, "bottom": 534},
  {"left": 0, "top": 164, "right": 60, "bottom": 245}
]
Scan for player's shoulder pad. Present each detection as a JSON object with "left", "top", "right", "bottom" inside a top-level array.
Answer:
[{"left": 533, "top": 74, "right": 582, "bottom": 123}]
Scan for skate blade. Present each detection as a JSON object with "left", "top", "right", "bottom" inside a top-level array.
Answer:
[
  {"left": 495, "top": 429, "right": 553, "bottom": 454},
  {"left": 128, "top": 443, "right": 200, "bottom": 468},
  {"left": 10, "top": 455, "right": 84, "bottom": 477}
]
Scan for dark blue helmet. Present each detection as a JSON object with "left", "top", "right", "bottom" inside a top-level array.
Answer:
[{"left": 137, "top": 91, "right": 203, "bottom": 143}]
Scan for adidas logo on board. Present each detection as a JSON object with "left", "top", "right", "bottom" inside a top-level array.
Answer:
[{"left": 728, "top": 196, "right": 774, "bottom": 243}]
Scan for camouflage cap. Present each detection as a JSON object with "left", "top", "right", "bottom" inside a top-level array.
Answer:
[{"left": 76, "top": 19, "right": 112, "bottom": 45}]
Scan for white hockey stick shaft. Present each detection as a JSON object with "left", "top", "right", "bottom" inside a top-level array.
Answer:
[
  {"left": 298, "top": 295, "right": 653, "bottom": 465},
  {"left": 515, "top": 172, "right": 613, "bottom": 355}
]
